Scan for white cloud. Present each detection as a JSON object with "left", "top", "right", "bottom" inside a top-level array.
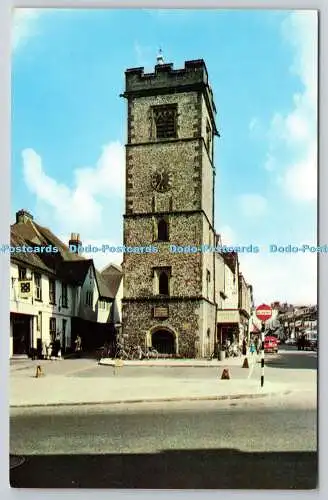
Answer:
[
  {"left": 267, "top": 11, "right": 318, "bottom": 203},
  {"left": 238, "top": 194, "right": 268, "bottom": 217},
  {"left": 74, "top": 142, "right": 125, "bottom": 197},
  {"left": 219, "top": 225, "right": 236, "bottom": 245},
  {"left": 22, "top": 141, "right": 125, "bottom": 237},
  {"left": 12, "top": 8, "right": 40, "bottom": 50},
  {"left": 283, "top": 144, "right": 317, "bottom": 202},
  {"left": 218, "top": 221, "right": 317, "bottom": 305},
  {"left": 239, "top": 250, "right": 317, "bottom": 306}
]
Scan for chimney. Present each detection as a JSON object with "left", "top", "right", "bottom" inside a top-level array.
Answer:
[
  {"left": 68, "top": 233, "right": 82, "bottom": 253},
  {"left": 16, "top": 209, "right": 33, "bottom": 224}
]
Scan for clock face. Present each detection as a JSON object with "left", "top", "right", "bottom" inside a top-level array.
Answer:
[{"left": 151, "top": 168, "right": 173, "bottom": 193}]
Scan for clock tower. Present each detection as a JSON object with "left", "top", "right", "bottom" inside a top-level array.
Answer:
[{"left": 121, "top": 58, "right": 219, "bottom": 358}]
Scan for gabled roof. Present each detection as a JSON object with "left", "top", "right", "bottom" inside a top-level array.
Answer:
[
  {"left": 95, "top": 270, "right": 116, "bottom": 300},
  {"left": 59, "top": 260, "right": 93, "bottom": 286},
  {"left": 11, "top": 214, "right": 121, "bottom": 300},
  {"left": 100, "top": 262, "right": 123, "bottom": 298},
  {"left": 11, "top": 218, "right": 89, "bottom": 282},
  {"left": 101, "top": 262, "right": 122, "bottom": 274}
]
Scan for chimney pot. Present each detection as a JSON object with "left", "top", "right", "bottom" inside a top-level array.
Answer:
[{"left": 68, "top": 233, "right": 82, "bottom": 253}]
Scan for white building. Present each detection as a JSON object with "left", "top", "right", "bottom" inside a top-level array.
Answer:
[
  {"left": 10, "top": 210, "right": 122, "bottom": 357},
  {"left": 215, "top": 248, "right": 254, "bottom": 347}
]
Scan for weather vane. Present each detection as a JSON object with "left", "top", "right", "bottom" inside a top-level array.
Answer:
[{"left": 156, "top": 48, "right": 164, "bottom": 65}]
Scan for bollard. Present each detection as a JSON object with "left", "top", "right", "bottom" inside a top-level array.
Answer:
[
  {"left": 221, "top": 368, "right": 230, "bottom": 380},
  {"left": 242, "top": 357, "right": 249, "bottom": 368},
  {"left": 261, "top": 322, "right": 265, "bottom": 387},
  {"left": 35, "top": 365, "right": 43, "bottom": 378},
  {"left": 113, "top": 359, "right": 124, "bottom": 376}
]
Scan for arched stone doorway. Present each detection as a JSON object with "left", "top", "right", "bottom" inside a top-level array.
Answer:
[{"left": 152, "top": 329, "right": 176, "bottom": 355}]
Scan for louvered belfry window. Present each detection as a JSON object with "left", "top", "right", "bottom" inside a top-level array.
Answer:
[{"left": 153, "top": 105, "right": 177, "bottom": 139}]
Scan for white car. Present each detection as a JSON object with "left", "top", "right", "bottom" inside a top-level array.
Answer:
[{"left": 285, "top": 338, "right": 296, "bottom": 345}]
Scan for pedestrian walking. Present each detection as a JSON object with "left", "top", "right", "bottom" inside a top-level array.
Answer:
[
  {"left": 46, "top": 342, "right": 52, "bottom": 360},
  {"left": 250, "top": 341, "right": 256, "bottom": 355},
  {"left": 242, "top": 338, "right": 247, "bottom": 356},
  {"left": 55, "top": 334, "right": 61, "bottom": 358},
  {"left": 255, "top": 336, "right": 260, "bottom": 354},
  {"left": 75, "top": 335, "right": 82, "bottom": 357},
  {"left": 41, "top": 341, "right": 47, "bottom": 360}
]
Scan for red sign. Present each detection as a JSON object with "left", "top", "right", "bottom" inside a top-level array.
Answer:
[{"left": 256, "top": 304, "right": 273, "bottom": 322}]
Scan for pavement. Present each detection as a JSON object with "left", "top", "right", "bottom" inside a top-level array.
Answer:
[{"left": 9, "top": 352, "right": 302, "bottom": 407}]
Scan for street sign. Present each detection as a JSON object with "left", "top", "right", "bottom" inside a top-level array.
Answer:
[{"left": 256, "top": 304, "right": 273, "bottom": 322}]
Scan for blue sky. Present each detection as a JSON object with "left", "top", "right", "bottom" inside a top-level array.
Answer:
[{"left": 11, "top": 8, "right": 318, "bottom": 305}]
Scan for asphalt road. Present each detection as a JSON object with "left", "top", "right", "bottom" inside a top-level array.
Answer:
[{"left": 10, "top": 392, "right": 317, "bottom": 489}]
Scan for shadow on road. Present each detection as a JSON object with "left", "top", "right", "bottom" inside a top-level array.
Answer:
[
  {"left": 10, "top": 448, "right": 317, "bottom": 489},
  {"left": 264, "top": 353, "right": 317, "bottom": 370}
]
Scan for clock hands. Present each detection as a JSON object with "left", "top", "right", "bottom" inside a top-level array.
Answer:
[{"left": 152, "top": 168, "right": 172, "bottom": 192}]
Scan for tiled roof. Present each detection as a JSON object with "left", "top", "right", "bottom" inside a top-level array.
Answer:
[
  {"left": 11, "top": 223, "right": 59, "bottom": 276},
  {"left": 95, "top": 270, "right": 116, "bottom": 300},
  {"left": 100, "top": 263, "right": 123, "bottom": 297},
  {"left": 59, "top": 260, "right": 93, "bottom": 286},
  {"left": 10, "top": 217, "right": 118, "bottom": 299}
]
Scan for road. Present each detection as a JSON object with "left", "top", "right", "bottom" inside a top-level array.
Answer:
[{"left": 10, "top": 349, "right": 317, "bottom": 489}]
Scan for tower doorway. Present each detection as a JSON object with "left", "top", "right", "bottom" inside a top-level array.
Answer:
[{"left": 152, "top": 329, "right": 176, "bottom": 355}]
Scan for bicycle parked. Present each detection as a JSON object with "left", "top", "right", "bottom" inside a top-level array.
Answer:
[
  {"left": 113, "top": 343, "right": 131, "bottom": 360},
  {"left": 97, "top": 342, "right": 159, "bottom": 361},
  {"left": 130, "top": 345, "right": 159, "bottom": 360}
]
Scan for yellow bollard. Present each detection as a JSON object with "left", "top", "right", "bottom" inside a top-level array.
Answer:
[
  {"left": 113, "top": 359, "right": 124, "bottom": 376},
  {"left": 35, "top": 365, "right": 43, "bottom": 378}
]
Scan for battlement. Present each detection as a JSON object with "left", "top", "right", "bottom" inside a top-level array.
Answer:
[{"left": 124, "top": 59, "right": 216, "bottom": 114}]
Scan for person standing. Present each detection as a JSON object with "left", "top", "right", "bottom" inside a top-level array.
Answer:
[
  {"left": 75, "top": 335, "right": 82, "bottom": 357},
  {"left": 41, "top": 341, "right": 47, "bottom": 360},
  {"left": 242, "top": 337, "right": 247, "bottom": 356},
  {"left": 255, "top": 336, "right": 260, "bottom": 354}
]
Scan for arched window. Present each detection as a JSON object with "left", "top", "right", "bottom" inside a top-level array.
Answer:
[
  {"left": 158, "top": 218, "right": 168, "bottom": 241},
  {"left": 159, "top": 272, "right": 169, "bottom": 295}
]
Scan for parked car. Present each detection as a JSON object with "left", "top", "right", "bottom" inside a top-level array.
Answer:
[
  {"left": 304, "top": 330, "right": 317, "bottom": 351},
  {"left": 264, "top": 336, "right": 279, "bottom": 353}
]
